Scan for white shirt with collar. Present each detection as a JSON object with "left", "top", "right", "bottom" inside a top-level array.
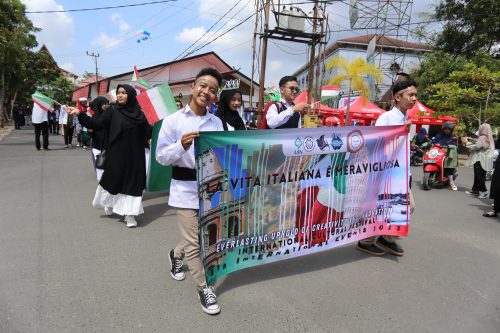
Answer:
[
  {"left": 58, "top": 105, "right": 78, "bottom": 126},
  {"left": 156, "top": 105, "right": 224, "bottom": 209},
  {"left": 376, "top": 105, "right": 411, "bottom": 176},
  {"left": 31, "top": 103, "right": 48, "bottom": 124},
  {"left": 266, "top": 99, "right": 301, "bottom": 129},
  {"left": 375, "top": 106, "right": 407, "bottom": 126}
]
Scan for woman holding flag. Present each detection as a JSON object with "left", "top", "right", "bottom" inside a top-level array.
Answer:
[{"left": 67, "top": 84, "right": 152, "bottom": 228}]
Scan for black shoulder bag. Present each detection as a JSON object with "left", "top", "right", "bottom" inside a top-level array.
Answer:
[{"left": 94, "top": 118, "right": 110, "bottom": 170}]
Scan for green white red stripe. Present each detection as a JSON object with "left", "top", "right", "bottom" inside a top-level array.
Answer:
[
  {"left": 108, "top": 89, "right": 117, "bottom": 102},
  {"left": 134, "top": 77, "right": 152, "bottom": 92},
  {"left": 137, "top": 83, "right": 177, "bottom": 124},
  {"left": 31, "top": 91, "right": 54, "bottom": 112},
  {"left": 131, "top": 66, "right": 140, "bottom": 81},
  {"left": 321, "top": 85, "right": 340, "bottom": 101}
]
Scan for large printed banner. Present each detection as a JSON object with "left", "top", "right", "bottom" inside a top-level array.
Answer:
[{"left": 196, "top": 126, "right": 409, "bottom": 285}]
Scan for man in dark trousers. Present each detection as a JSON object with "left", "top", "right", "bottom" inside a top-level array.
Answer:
[
  {"left": 32, "top": 102, "right": 50, "bottom": 150},
  {"left": 13, "top": 104, "right": 22, "bottom": 129}
]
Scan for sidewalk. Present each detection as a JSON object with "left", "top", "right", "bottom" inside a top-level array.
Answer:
[{"left": 0, "top": 123, "right": 14, "bottom": 142}]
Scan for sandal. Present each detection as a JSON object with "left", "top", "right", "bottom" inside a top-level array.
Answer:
[{"left": 482, "top": 210, "right": 498, "bottom": 217}]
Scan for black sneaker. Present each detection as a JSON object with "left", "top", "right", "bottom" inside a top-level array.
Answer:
[
  {"left": 198, "top": 286, "right": 220, "bottom": 315},
  {"left": 376, "top": 237, "right": 404, "bottom": 256},
  {"left": 356, "top": 241, "right": 385, "bottom": 256},
  {"left": 168, "top": 250, "right": 185, "bottom": 281}
]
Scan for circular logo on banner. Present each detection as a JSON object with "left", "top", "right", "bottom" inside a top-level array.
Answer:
[
  {"left": 303, "top": 136, "right": 315, "bottom": 152},
  {"left": 347, "top": 130, "right": 364, "bottom": 153}
]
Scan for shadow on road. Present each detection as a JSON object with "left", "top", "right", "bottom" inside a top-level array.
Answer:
[{"left": 215, "top": 244, "right": 399, "bottom": 296}]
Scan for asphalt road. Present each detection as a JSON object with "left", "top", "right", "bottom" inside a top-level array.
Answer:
[{"left": 1, "top": 127, "right": 499, "bottom": 333}]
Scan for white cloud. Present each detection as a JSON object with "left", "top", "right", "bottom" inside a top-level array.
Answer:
[
  {"left": 59, "top": 62, "right": 75, "bottom": 72},
  {"left": 270, "top": 61, "right": 283, "bottom": 72},
  {"left": 110, "top": 13, "right": 130, "bottom": 34},
  {"left": 22, "top": 0, "right": 75, "bottom": 49},
  {"left": 176, "top": 27, "right": 206, "bottom": 43},
  {"left": 91, "top": 33, "right": 122, "bottom": 50}
]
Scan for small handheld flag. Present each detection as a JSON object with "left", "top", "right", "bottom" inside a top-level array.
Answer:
[
  {"left": 137, "top": 83, "right": 178, "bottom": 124},
  {"left": 31, "top": 91, "right": 55, "bottom": 112},
  {"left": 321, "top": 85, "right": 340, "bottom": 101}
]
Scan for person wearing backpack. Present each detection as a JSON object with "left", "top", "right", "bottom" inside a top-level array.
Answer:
[{"left": 262, "top": 75, "right": 310, "bottom": 129}]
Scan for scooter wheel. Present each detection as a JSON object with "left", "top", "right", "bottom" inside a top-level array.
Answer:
[{"left": 423, "top": 172, "right": 432, "bottom": 190}]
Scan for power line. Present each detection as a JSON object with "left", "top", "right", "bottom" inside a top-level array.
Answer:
[
  {"left": 174, "top": 2, "right": 244, "bottom": 60},
  {"left": 25, "top": 0, "right": 179, "bottom": 14}
]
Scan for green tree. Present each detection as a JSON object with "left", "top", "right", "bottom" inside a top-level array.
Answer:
[
  {"left": 0, "top": 0, "right": 38, "bottom": 127},
  {"left": 425, "top": 63, "right": 499, "bottom": 131},
  {"left": 0, "top": 0, "right": 64, "bottom": 127},
  {"left": 326, "top": 57, "right": 382, "bottom": 126},
  {"left": 432, "top": 0, "right": 499, "bottom": 58}
]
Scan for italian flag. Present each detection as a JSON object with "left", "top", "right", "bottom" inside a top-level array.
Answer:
[
  {"left": 136, "top": 83, "right": 178, "bottom": 124},
  {"left": 31, "top": 91, "right": 54, "bottom": 112},
  {"left": 134, "top": 77, "right": 152, "bottom": 92},
  {"left": 321, "top": 85, "right": 340, "bottom": 101},
  {"left": 107, "top": 89, "right": 117, "bottom": 102},
  {"left": 131, "top": 66, "right": 140, "bottom": 81},
  {"left": 131, "top": 65, "right": 151, "bottom": 92}
]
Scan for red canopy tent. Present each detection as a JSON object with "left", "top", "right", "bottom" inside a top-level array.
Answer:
[
  {"left": 406, "top": 101, "right": 458, "bottom": 129},
  {"left": 317, "top": 95, "right": 385, "bottom": 126},
  {"left": 294, "top": 91, "right": 337, "bottom": 114}
]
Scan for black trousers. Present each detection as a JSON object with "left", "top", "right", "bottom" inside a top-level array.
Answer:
[
  {"left": 14, "top": 116, "right": 22, "bottom": 129},
  {"left": 64, "top": 125, "right": 74, "bottom": 145},
  {"left": 51, "top": 120, "right": 59, "bottom": 134},
  {"left": 34, "top": 121, "right": 49, "bottom": 149},
  {"left": 472, "top": 161, "right": 487, "bottom": 192}
]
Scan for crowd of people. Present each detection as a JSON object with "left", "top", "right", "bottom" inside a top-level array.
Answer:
[{"left": 22, "top": 68, "right": 496, "bottom": 316}]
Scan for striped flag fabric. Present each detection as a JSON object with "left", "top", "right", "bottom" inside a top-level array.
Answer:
[
  {"left": 134, "top": 77, "right": 152, "bottom": 92},
  {"left": 107, "top": 89, "right": 117, "bottom": 102},
  {"left": 131, "top": 65, "right": 151, "bottom": 92},
  {"left": 31, "top": 91, "right": 54, "bottom": 112},
  {"left": 136, "top": 83, "right": 178, "bottom": 124},
  {"left": 321, "top": 85, "right": 340, "bottom": 101},
  {"left": 131, "top": 66, "right": 140, "bottom": 81}
]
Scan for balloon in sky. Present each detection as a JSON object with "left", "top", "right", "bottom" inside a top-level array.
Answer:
[{"left": 135, "top": 30, "right": 151, "bottom": 43}]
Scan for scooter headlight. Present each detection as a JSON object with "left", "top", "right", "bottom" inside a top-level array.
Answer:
[{"left": 428, "top": 148, "right": 439, "bottom": 158}]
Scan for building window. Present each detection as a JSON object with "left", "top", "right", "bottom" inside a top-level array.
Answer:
[
  {"left": 227, "top": 216, "right": 239, "bottom": 238},
  {"left": 207, "top": 223, "right": 217, "bottom": 246}
]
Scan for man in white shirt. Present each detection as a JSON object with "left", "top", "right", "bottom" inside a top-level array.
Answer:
[
  {"left": 32, "top": 102, "right": 50, "bottom": 150},
  {"left": 156, "top": 68, "right": 224, "bottom": 315},
  {"left": 356, "top": 79, "right": 417, "bottom": 257},
  {"left": 264, "top": 75, "right": 309, "bottom": 129}
]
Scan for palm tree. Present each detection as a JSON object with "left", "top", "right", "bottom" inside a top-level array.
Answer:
[{"left": 326, "top": 57, "right": 382, "bottom": 126}]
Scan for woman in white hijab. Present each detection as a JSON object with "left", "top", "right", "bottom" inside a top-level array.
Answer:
[{"left": 463, "top": 123, "right": 495, "bottom": 199}]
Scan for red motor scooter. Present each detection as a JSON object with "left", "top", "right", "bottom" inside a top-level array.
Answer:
[{"left": 422, "top": 144, "right": 458, "bottom": 190}]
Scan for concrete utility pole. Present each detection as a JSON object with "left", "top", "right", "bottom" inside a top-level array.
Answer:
[
  {"left": 249, "top": 0, "right": 260, "bottom": 114},
  {"left": 257, "top": 0, "right": 270, "bottom": 127},
  {"left": 86, "top": 51, "right": 100, "bottom": 89},
  {"left": 306, "top": 0, "right": 319, "bottom": 105}
]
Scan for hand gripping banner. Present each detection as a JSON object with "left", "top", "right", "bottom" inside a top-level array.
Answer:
[{"left": 196, "top": 126, "right": 409, "bottom": 285}]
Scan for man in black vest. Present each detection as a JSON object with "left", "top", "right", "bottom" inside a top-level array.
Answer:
[{"left": 265, "top": 76, "right": 309, "bottom": 129}]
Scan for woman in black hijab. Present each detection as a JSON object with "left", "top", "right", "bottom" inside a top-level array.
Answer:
[
  {"left": 214, "top": 90, "right": 246, "bottom": 131},
  {"left": 89, "top": 96, "right": 109, "bottom": 181},
  {"left": 69, "top": 84, "right": 152, "bottom": 228}
]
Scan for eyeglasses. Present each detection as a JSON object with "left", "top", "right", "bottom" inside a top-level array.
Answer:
[{"left": 287, "top": 87, "right": 300, "bottom": 93}]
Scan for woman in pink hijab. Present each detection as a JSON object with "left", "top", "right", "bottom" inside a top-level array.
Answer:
[{"left": 463, "top": 123, "right": 495, "bottom": 199}]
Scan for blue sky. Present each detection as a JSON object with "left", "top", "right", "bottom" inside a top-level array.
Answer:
[{"left": 22, "top": 0, "right": 440, "bottom": 86}]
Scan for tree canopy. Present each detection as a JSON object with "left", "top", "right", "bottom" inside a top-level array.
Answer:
[
  {"left": 0, "top": 0, "right": 72, "bottom": 127},
  {"left": 432, "top": 0, "right": 500, "bottom": 58}
]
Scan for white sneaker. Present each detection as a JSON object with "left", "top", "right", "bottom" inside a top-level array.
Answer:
[
  {"left": 104, "top": 206, "right": 113, "bottom": 216},
  {"left": 125, "top": 215, "right": 137, "bottom": 228},
  {"left": 478, "top": 192, "right": 488, "bottom": 199}
]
